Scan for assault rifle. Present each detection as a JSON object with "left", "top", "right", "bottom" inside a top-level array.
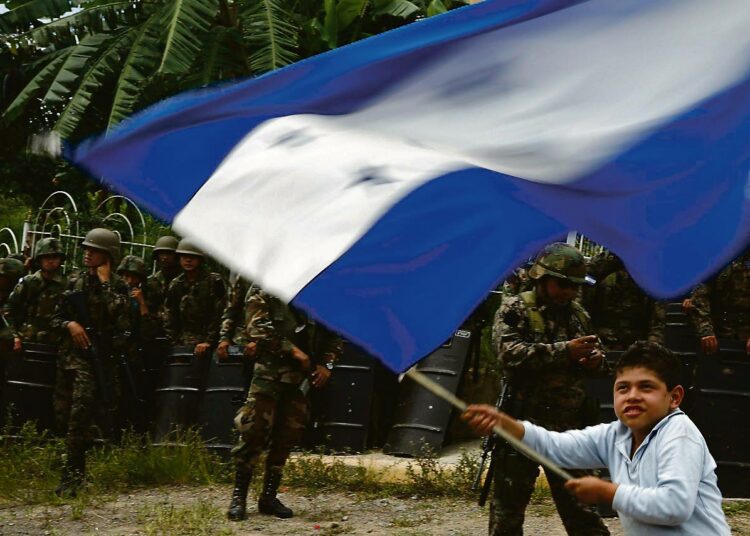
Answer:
[
  {"left": 472, "top": 382, "right": 511, "bottom": 506},
  {"left": 66, "top": 290, "right": 112, "bottom": 406}
]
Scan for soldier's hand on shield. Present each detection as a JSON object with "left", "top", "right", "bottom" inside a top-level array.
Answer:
[
  {"left": 311, "top": 364, "right": 331, "bottom": 388},
  {"left": 579, "top": 347, "right": 604, "bottom": 370},
  {"left": 567, "top": 335, "right": 599, "bottom": 362},
  {"left": 746, "top": 338, "right": 750, "bottom": 356},
  {"left": 12, "top": 337, "right": 22, "bottom": 352},
  {"left": 700, "top": 335, "right": 718, "bottom": 354},
  {"left": 681, "top": 298, "right": 694, "bottom": 312},
  {"left": 244, "top": 341, "right": 257, "bottom": 358},
  {"left": 564, "top": 476, "right": 618, "bottom": 505},
  {"left": 68, "top": 321, "right": 91, "bottom": 349},
  {"left": 290, "top": 345, "right": 311, "bottom": 370},
  {"left": 216, "top": 340, "right": 230, "bottom": 361},
  {"left": 194, "top": 342, "right": 211, "bottom": 357}
]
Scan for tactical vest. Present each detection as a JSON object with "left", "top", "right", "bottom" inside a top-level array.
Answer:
[{"left": 519, "top": 290, "right": 588, "bottom": 342}]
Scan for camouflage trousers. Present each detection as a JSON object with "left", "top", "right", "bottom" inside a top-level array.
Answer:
[
  {"left": 489, "top": 443, "right": 610, "bottom": 536},
  {"left": 54, "top": 357, "right": 120, "bottom": 462},
  {"left": 231, "top": 379, "right": 309, "bottom": 472}
]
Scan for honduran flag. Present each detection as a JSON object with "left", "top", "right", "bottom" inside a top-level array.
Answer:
[{"left": 68, "top": 0, "right": 750, "bottom": 372}]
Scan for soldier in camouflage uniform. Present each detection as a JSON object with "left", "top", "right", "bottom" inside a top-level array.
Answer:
[
  {"left": 217, "top": 276, "right": 253, "bottom": 359},
  {"left": 117, "top": 255, "right": 164, "bottom": 345},
  {"left": 6, "top": 238, "right": 66, "bottom": 350},
  {"left": 147, "top": 236, "right": 180, "bottom": 330},
  {"left": 50, "top": 228, "right": 130, "bottom": 497},
  {"left": 687, "top": 249, "right": 750, "bottom": 355},
  {"left": 584, "top": 251, "right": 665, "bottom": 351},
  {"left": 0, "top": 258, "right": 25, "bottom": 350},
  {"left": 163, "top": 238, "right": 226, "bottom": 357},
  {"left": 226, "top": 286, "right": 342, "bottom": 521},
  {"left": 490, "top": 243, "right": 610, "bottom": 536}
]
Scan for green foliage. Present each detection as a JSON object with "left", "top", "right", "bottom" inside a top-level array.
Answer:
[{"left": 158, "top": 0, "right": 220, "bottom": 75}]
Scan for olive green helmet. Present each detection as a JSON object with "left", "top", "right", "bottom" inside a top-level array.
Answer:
[
  {"left": 82, "top": 228, "right": 120, "bottom": 261},
  {"left": 0, "top": 257, "right": 25, "bottom": 280},
  {"left": 34, "top": 237, "right": 66, "bottom": 261},
  {"left": 528, "top": 242, "right": 593, "bottom": 285},
  {"left": 153, "top": 235, "right": 179, "bottom": 253},
  {"left": 117, "top": 255, "right": 148, "bottom": 279},
  {"left": 175, "top": 237, "right": 204, "bottom": 258}
]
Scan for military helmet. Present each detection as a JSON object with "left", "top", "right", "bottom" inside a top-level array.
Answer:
[
  {"left": 34, "top": 237, "right": 66, "bottom": 261},
  {"left": 175, "top": 237, "right": 205, "bottom": 258},
  {"left": 117, "top": 255, "right": 148, "bottom": 279},
  {"left": 153, "top": 235, "right": 179, "bottom": 253},
  {"left": 82, "top": 228, "right": 120, "bottom": 261},
  {"left": 528, "top": 242, "right": 592, "bottom": 285},
  {"left": 0, "top": 257, "right": 25, "bottom": 280}
]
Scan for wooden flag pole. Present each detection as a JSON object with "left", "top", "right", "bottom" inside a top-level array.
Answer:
[{"left": 404, "top": 368, "right": 574, "bottom": 482}]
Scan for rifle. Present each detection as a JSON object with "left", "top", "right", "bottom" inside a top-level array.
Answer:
[
  {"left": 120, "top": 330, "right": 144, "bottom": 404},
  {"left": 473, "top": 381, "right": 511, "bottom": 507},
  {"left": 66, "top": 290, "right": 112, "bottom": 405}
]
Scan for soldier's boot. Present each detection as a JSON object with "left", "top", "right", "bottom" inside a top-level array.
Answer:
[
  {"left": 227, "top": 467, "right": 254, "bottom": 521},
  {"left": 257, "top": 467, "right": 293, "bottom": 518},
  {"left": 55, "top": 454, "right": 85, "bottom": 498}
]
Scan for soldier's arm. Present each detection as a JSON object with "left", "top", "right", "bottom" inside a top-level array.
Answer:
[
  {"left": 492, "top": 296, "right": 570, "bottom": 374},
  {"left": 162, "top": 281, "right": 181, "bottom": 345},
  {"left": 204, "top": 275, "right": 227, "bottom": 345},
  {"left": 647, "top": 301, "right": 666, "bottom": 345},
  {"left": 687, "top": 283, "right": 714, "bottom": 337},
  {"left": 316, "top": 326, "right": 344, "bottom": 366},
  {"left": 49, "top": 276, "right": 77, "bottom": 333},
  {"left": 219, "top": 279, "right": 245, "bottom": 343},
  {"left": 5, "top": 279, "right": 27, "bottom": 338}
]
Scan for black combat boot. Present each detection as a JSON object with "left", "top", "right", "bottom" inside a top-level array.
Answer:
[
  {"left": 257, "top": 468, "right": 293, "bottom": 518},
  {"left": 227, "top": 467, "right": 253, "bottom": 521},
  {"left": 55, "top": 453, "right": 85, "bottom": 498}
]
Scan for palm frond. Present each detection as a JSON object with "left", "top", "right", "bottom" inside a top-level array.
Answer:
[
  {"left": 55, "top": 28, "right": 135, "bottom": 138},
  {"left": 372, "top": 0, "right": 419, "bottom": 18},
  {"left": 0, "top": 0, "right": 73, "bottom": 33},
  {"left": 107, "top": 13, "right": 163, "bottom": 128},
  {"left": 0, "top": 47, "right": 73, "bottom": 124},
  {"left": 158, "top": 0, "right": 220, "bottom": 74},
  {"left": 239, "top": 0, "right": 299, "bottom": 74},
  {"left": 184, "top": 25, "right": 249, "bottom": 88}
]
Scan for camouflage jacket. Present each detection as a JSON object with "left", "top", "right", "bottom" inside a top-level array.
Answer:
[
  {"left": 5, "top": 270, "right": 65, "bottom": 345},
  {"left": 50, "top": 272, "right": 131, "bottom": 368},
  {"left": 163, "top": 270, "right": 226, "bottom": 346},
  {"left": 125, "top": 284, "right": 165, "bottom": 344},
  {"left": 689, "top": 252, "right": 750, "bottom": 339},
  {"left": 492, "top": 288, "right": 607, "bottom": 430},
  {"left": 245, "top": 286, "right": 342, "bottom": 386},
  {"left": 146, "top": 270, "right": 174, "bottom": 324},
  {"left": 584, "top": 269, "right": 665, "bottom": 350},
  {"left": 219, "top": 277, "right": 252, "bottom": 345}
]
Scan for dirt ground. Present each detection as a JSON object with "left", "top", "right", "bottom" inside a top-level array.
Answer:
[{"left": 1, "top": 485, "right": 748, "bottom": 536}]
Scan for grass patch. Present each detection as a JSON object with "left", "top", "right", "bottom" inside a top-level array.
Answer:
[
  {"left": 0, "top": 424, "right": 230, "bottom": 505},
  {"left": 138, "top": 500, "right": 234, "bottom": 535},
  {"left": 723, "top": 500, "right": 750, "bottom": 517}
]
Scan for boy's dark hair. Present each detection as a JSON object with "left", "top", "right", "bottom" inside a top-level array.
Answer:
[{"left": 615, "top": 341, "right": 681, "bottom": 390}]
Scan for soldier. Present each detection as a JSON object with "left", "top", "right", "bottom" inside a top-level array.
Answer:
[
  {"left": 6, "top": 238, "right": 66, "bottom": 350},
  {"left": 490, "top": 242, "right": 610, "bottom": 536},
  {"left": 117, "top": 255, "right": 163, "bottom": 345},
  {"left": 50, "top": 228, "right": 130, "bottom": 497},
  {"left": 147, "top": 236, "right": 180, "bottom": 324},
  {"left": 163, "top": 238, "right": 226, "bottom": 357},
  {"left": 217, "top": 276, "right": 253, "bottom": 359},
  {"left": 688, "top": 249, "right": 750, "bottom": 355},
  {"left": 584, "top": 251, "right": 665, "bottom": 351},
  {"left": 0, "top": 258, "right": 25, "bottom": 346},
  {"left": 226, "top": 286, "right": 342, "bottom": 521}
]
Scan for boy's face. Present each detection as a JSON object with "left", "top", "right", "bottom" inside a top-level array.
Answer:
[{"left": 613, "top": 366, "right": 683, "bottom": 439}]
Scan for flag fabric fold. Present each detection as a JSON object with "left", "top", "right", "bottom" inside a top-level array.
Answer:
[{"left": 68, "top": 0, "right": 750, "bottom": 372}]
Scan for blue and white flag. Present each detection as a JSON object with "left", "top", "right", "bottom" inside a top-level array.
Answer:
[{"left": 69, "top": 0, "right": 750, "bottom": 372}]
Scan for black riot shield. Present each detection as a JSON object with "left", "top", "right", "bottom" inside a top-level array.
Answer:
[
  {"left": 196, "top": 347, "right": 253, "bottom": 458},
  {"left": 691, "top": 341, "right": 750, "bottom": 498},
  {"left": 1, "top": 343, "right": 57, "bottom": 435},
  {"left": 120, "top": 338, "right": 167, "bottom": 435},
  {"left": 152, "top": 346, "right": 209, "bottom": 445},
  {"left": 308, "top": 343, "right": 377, "bottom": 453},
  {"left": 584, "top": 351, "right": 621, "bottom": 426},
  {"left": 664, "top": 302, "right": 699, "bottom": 353},
  {"left": 384, "top": 329, "right": 472, "bottom": 457}
]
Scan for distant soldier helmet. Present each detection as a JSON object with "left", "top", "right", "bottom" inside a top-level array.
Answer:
[
  {"left": 117, "top": 255, "right": 148, "bottom": 279},
  {"left": 175, "top": 238, "right": 205, "bottom": 258},
  {"left": 528, "top": 242, "right": 592, "bottom": 285},
  {"left": 153, "top": 236, "right": 179, "bottom": 253},
  {"left": 0, "top": 257, "right": 25, "bottom": 280},
  {"left": 34, "top": 237, "right": 66, "bottom": 261},
  {"left": 82, "top": 228, "right": 120, "bottom": 261}
]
